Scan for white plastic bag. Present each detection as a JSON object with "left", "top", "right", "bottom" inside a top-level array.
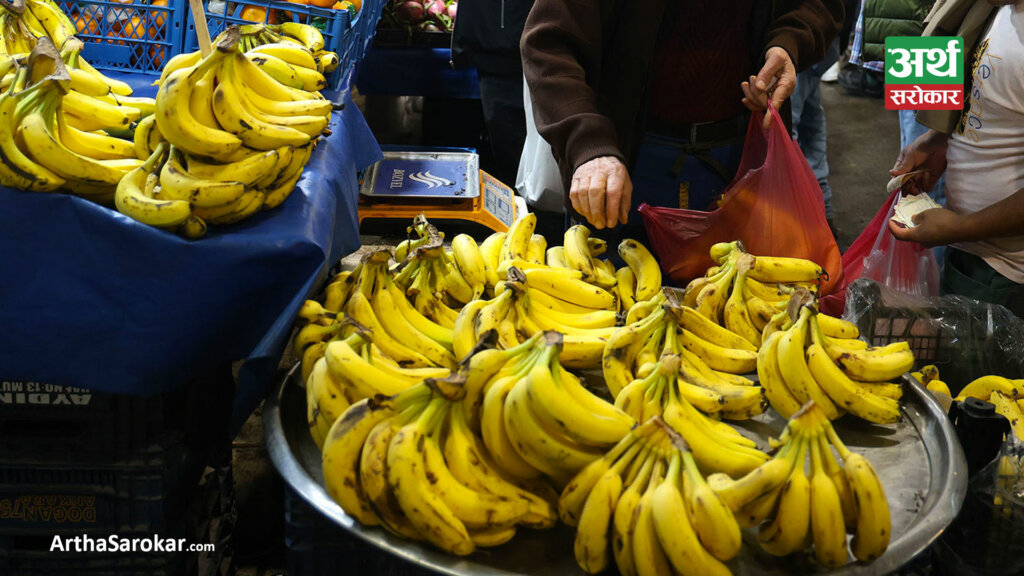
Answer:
[{"left": 515, "top": 75, "right": 564, "bottom": 212}]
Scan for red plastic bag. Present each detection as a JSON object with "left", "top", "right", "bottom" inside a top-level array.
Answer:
[
  {"left": 819, "top": 189, "right": 940, "bottom": 316},
  {"left": 639, "top": 104, "right": 843, "bottom": 295}
]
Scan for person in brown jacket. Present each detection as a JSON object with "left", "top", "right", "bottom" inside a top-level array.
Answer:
[{"left": 521, "top": 0, "right": 844, "bottom": 243}]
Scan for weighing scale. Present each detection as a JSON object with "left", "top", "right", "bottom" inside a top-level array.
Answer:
[{"left": 357, "top": 151, "right": 524, "bottom": 232}]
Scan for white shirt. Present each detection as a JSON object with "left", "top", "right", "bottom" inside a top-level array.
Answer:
[{"left": 945, "top": 3, "right": 1024, "bottom": 283}]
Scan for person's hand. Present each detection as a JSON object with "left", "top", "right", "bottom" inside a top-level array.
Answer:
[
  {"left": 890, "top": 129, "right": 949, "bottom": 194},
  {"left": 742, "top": 47, "right": 797, "bottom": 129},
  {"left": 888, "top": 207, "right": 964, "bottom": 247},
  {"left": 570, "top": 156, "right": 632, "bottom": 229}
]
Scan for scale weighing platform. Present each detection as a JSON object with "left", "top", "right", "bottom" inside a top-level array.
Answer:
[{"left": 358, "top": 151, "right": 526, "bottom": 232}]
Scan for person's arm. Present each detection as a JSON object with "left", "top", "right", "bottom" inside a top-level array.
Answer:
[
  {"left": 741, "top": 0, "right": 844, "bottom": 128},
  {"left": 521, "top": 0, "right": 629, "bottom": 229},
  {"left": 889, "top": 187, "right": 1024, "bottom": 247},
  {"left": 890, "top": 129, "right": 950, "bottom": 194}
]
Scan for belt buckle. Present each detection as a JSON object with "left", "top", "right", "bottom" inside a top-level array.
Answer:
[{"left": 689, "top": 121, "right": 711, "bottom": 143}]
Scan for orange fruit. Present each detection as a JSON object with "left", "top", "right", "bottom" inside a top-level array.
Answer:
[
  {"left": 240, "top": 5, "right": 274, "bottom": 22},
  {"left": 309, "top": 0, "right": 335, "bottom": 9}
]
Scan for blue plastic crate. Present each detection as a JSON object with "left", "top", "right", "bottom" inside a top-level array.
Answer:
[
  {"left": 183, "top": 0, "right": 354, "bottom": 86},
  {"left": 58, "top": 0, "right": 186, "bottom": 75}
]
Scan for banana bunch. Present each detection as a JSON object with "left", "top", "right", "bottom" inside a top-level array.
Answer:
[
  {"left": 321, "top": 373, "right": 558, "bottom": 555},
  {"left": 392, "top": 223, "right": 484, "bottom": 324},
  {"left": 121, "top": 29, "right": 330, "bottom": 236},
  {"left": 473, "top": 332, "right": 635, "bottom": 487},
  {"left": 453, "top": 268, "right": 620, "bottom": 369},
  {"left": 684, "top": 241, "right": 824, "bottom": 348},
  {"left": 560, "top": 416, "right": 743, "bottom": 576},
  {"left": 911, "top": 364, "right": 952, "bottom": 398},
  {"left": 0, "top": 42, "right": 144, "bottom": 201},
  {"left": 603, "top": 290, "right": 760, "bottom": 400},
  {"left": 709, "top": 402, "right": 892, "bottom": 566},
  {"left": 758, "top": 294, "right": 912, "bottom": 423},
  {"left": 954, "top": 375, "right": 1024, "bottom": 441},
  {"left": 615, "top": 354, "right": 768, "bottom": 477}
]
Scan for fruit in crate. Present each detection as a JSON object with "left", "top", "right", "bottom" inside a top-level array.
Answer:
[{"left": 382, "top": 0, "right": 457, "bottom": 33}]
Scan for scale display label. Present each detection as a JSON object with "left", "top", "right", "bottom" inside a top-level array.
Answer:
[
  {"left": 364, "top": 153, "right": 479, "bottom": 198},
  {"left": 482, "top": 172, "right": 515, "bottom": 228}
]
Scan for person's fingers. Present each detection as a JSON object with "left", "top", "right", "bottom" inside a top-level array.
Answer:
[
  {"left": 569, "top": 178, "right": 591, "bottom": 223},
  {"left": 620, "top": 176, "right": 632, "bottom": 224},
  {"left": 761, "top": 109, "right": 772, "bottom": 130},
  {"left": 756, "top": 50, "right": 786, "bottom": 91},
  {"left": 770, "top": 74, "right": 794, "bottom": 110},
  {"left": 888, "top": 219, "right": 915, "bottom": 241},
  {"left": 585, "top": 176, "right": 607, "bottom": 229},
  {"left": 889, "top": 150, "right": 909, "bottom": 175},
  {"left": 605, "top": 171, "right": 624, "bottom": 229}
]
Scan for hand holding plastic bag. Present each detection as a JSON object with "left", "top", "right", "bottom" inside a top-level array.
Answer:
[{"left": 639, "top": 104, "right": 843, "bottom": 294}]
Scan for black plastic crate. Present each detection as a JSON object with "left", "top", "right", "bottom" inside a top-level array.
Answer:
[
  {"left": 0, "top": 368, "right": 230, "bottom": 466},
  {"left": 848, "top": 279, "right": 1024, "bottom": 395},
  {"left": 284, "top": 486, "right": 436, "bottom": 576},
  {"left": 0, "top": 462, "right": 236, "bottom": 576}
]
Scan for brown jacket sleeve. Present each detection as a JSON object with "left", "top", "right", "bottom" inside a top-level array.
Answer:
[
  {"left": 520, "top": 0, "right": 624, "bottom": 180},
  {"left": 763, "top": 0, "right": 845, "bottom": 71}
]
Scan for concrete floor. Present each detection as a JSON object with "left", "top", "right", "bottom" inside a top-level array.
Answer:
[{"left": 232, "top": 81, "right": 902, "bottom": 576}]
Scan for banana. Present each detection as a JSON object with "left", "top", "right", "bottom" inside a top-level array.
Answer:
[
  {"left": 745, "top": 276, "right": 791, "bottom": 303},
  {"left": 452, "top": 299, "right": 489, "bottom": 361},
  {"left": 675, "top": 305, "right": 757, "bottom": 352},
  {"left": 680, "top": 450, "right": 741, "bottom": 561},
  {"left": 324, "top": 337, "right": 420, "bottom": 399},
  {"left": 564, "top": 224, "right": 600, "bottom": 280},
  {"left": 321, "top": 396, "right": 398, "bottom": 527},
  {"left": 615, "top": 267, "right": 638, "bottom": 312},
  {"left": 158, "top": 148, "right": 248, "bottom": 206},
  {"left": 246, "top": 52, "right": 303, "bottom": 89},
  {"left": 612, "top": 453, "right": 656, "bottom": 576},
  {"left": 249, "top": 42, "right": 318, "bottom": 70},
  {"left": 559, "top": 435, "right": 641, "bottom": 526},
  {"left": 451, "top": 233, "right": 487, "bottom": 289},
  {"left": 748, "top": 255, "right": 823, "bottom": 284},
  {"left": 955, "top": 375, "right": 1024, "bottom": 402},
  {"left": 133, "top": 114, "right": 161, "bottom": 160},
  {"left": 479, "top": 232, "right": 505, "bottom": 287},
  {"left": 442, "top": 252, "right": 478, "bottom": 304},
  {"left": 807, "top": 341, "right": 901, "bottom": 424},
  {"left": 63, "top": 90, "right": 136, "bottom": 129},
  {"left": 694, "top": 265, "right": 735, "bottom": 323},
  {"left": 723, "top": 270, "right": 761, "bottom": 348},
  {"left": 927, "top": 379, "right": 952, "bottom": 398},
  {"left": 370, "top": 270, "right": 457, "bottom": 369},
  {"left": 480, "top": 369, "right": 543, "bottom": 480},
  {"left": 814, "top": 431, "right": 858, "bottom": 530},
  {"left": 155, "top": 51, "right": 243, "bottom": 161},
  {"left": 182, "top": 147, "right": 281, "bottom": 187},
  {"left": 990, "top": 391, "right": 1024, "bottom": 442},
  {"left": 525, "top": 234, "right": 547, "bottom": 264},
  {"left": 504, "top": 373, "right": 603, "bottom": 486},
  {"left": 777, "top": 309, "right": 841, "bottom": 419},
  {"left": 213, "top": 55, "right": 312, "bottom": 150},
  {"left": 574, "top": 467, "right": 623, "bottom": 573},
  {"left": 56, "top": 113, "right": 136, "bottom": 160},
  {"left": 809, "top": 430, "right": 849, "bottom": 568},
  {"left": 157, "top": 51, "right": 203, "bottom": 85},
  {"left": 500, "top": 212, "right": 536, "bottom": 263},
  {"left": 360, "top": 417, "right": 425, "bottom": 540},
  {"left": 710, "top": 443, "right": 797, "bottom": 512},
  {"left": 0, "top": 89, "right": 64, "bottom": 191},
  {"left": 114, "top": 144, "right": 193, "bottom": 228},
  {"left": 830, "top": 341, "right": 915, "bottom": 383},
  {"left": 618, "top": 239, "right": 661, "bottom": 301},
  {"left": 757, "top": 435, "right": 811, "bottom": 556},
  {"left": 307, "top": 356, "right": 351, "bottom": 426},
  {"left": 824, "top": 423, "right": 891, "bottom": 562},
  {"left": 279, "top": 22, "right": 325, "bottom": 52},
  {"left": 387, "top": 399, "right": 475, "bottom": 556},
  {"left": 758, "top": 331, "right": 803, "bottom": 419},
  {"left": 380, "top": 273, "right": 453, "bottom": 350},
  {"left": 547, "top": 246, "right": 569, "bottom": 268},
  {"left": 523, "top": 267, "right": 617, "bottom": 310},
  {"left": 677, "top": 328, "right": 757, "bottom": 374},
  {"left": 421, "top": 428, "right": 529, "bottom": 530},
  {"left": 523, "top": 339, "right": 633, "bottom": 447},
  {"left": 632, "top": 463, "right": 675, "bottom": 576},
  {"left": 817, "top": 313, "right": 860, "bottom": 339},
  {"left": 346, "top": 290, "right": 435, "bottom": 368}
]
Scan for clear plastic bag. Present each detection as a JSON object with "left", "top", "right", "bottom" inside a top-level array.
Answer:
[
  {"left": 931, "top": 435, "right": 1024, "bottom": 576},
  {"left": 639, "top": 104, "right": 843, "bottom": 294},
  {"left": 844, "top": 278, "right": 1024, "bottom": 394},
  {"left": 820, "top": 189, "right": 940, "bottom": 316}
]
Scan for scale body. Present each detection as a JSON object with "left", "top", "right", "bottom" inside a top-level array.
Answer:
[{"left": 357, "top": 151, "right": 522, "bottom": 232}]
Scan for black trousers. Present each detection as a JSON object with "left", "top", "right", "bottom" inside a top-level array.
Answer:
[{"left": 478, "top": 72, "right": 528, "bottom": 187}]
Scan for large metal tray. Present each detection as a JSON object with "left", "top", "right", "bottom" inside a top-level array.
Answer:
[{"left": 265, "top": 365, "right": 968, "bottom": 575}]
